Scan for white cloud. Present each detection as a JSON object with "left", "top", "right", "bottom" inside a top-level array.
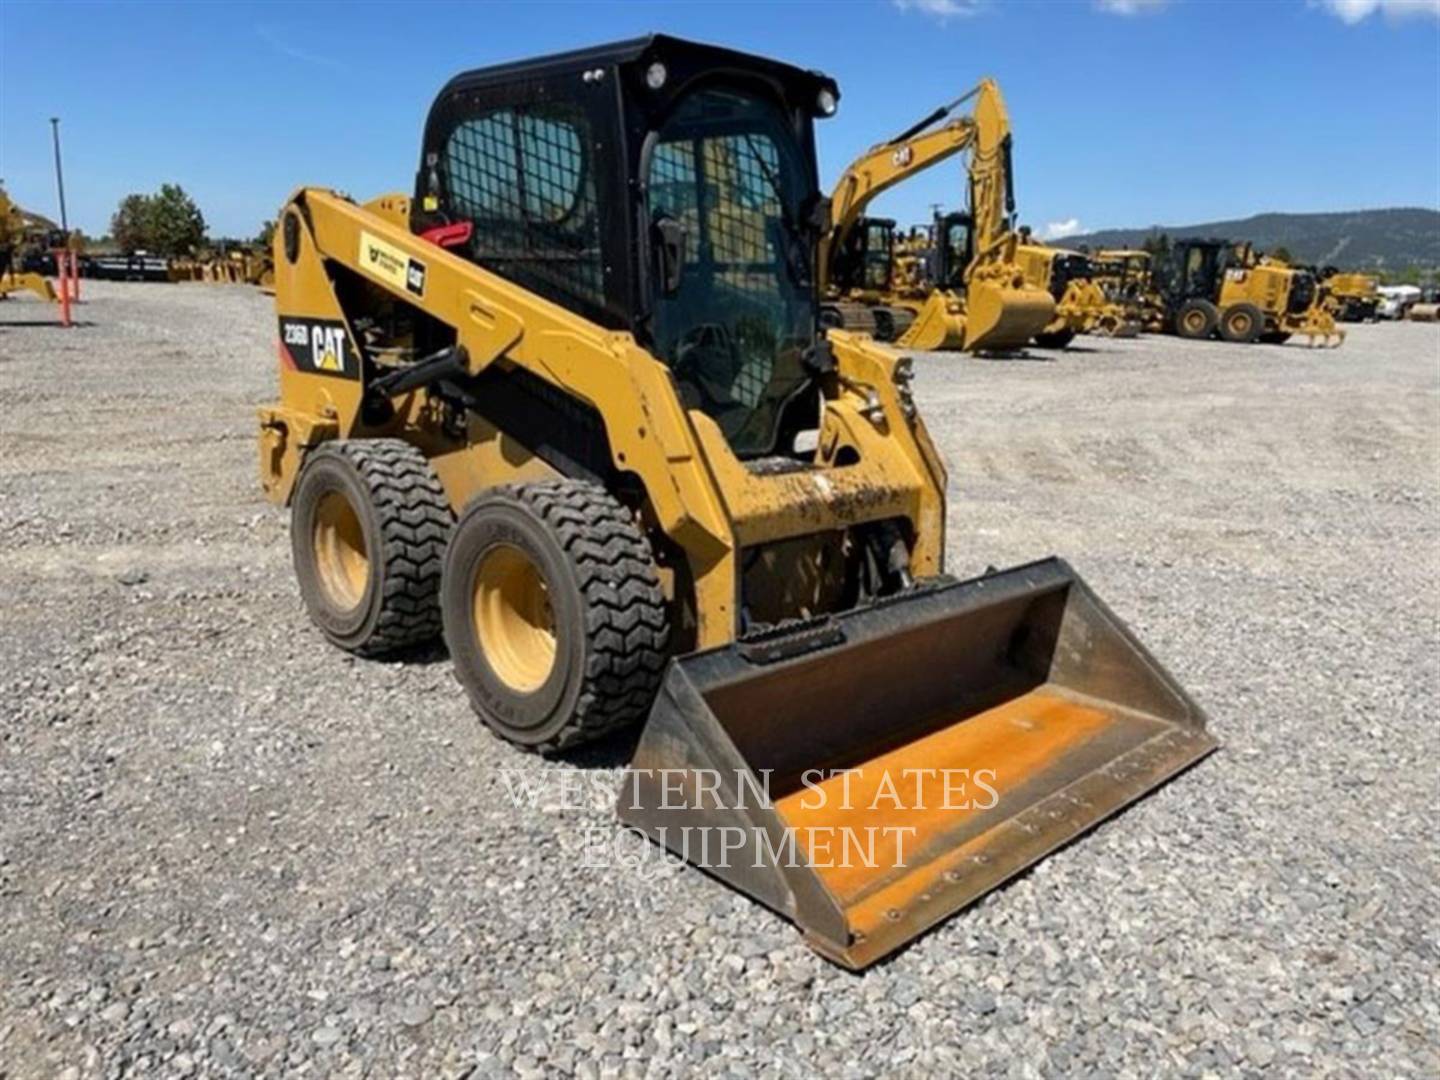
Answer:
[
  {"left": 1095, "top": 0, "right": 1169, "bottom": 13},
  {"left": 1313, "top": 0, "right": 1440, "bottom": 23},
  {"left": 892, "top": 0, "right": 987, "bottom": 20},
  {"left": 1043, "top": 218, "right": 1084, "bottom": 241}
]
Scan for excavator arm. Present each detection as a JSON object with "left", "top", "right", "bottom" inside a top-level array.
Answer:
[
  {"left": 962, "top": 79, "right": 1018, "bottom": 270},
  {"left": 821, "top": 80, "right": 1051, "bottom": 352},
  {"left": 821, "top": 94, "right": 981, "bottom": 292},
  {"left": 822, "top": 79, "right": 1025, "bottom": 294}
]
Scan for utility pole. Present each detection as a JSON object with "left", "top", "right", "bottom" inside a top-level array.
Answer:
[{"left": 49, "top": 117, "right": 68, "bottom": 233}]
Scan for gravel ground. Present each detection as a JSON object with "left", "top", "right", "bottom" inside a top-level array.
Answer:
[{"left": 1, "top": 281, "right": 1436, "bottom": 1078}]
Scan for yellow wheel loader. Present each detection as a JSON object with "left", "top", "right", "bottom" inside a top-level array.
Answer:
[
  {"left": 0, "top": 188, "right": 58, "bottom": 304},
  {"left": 1155, "top": 239, "right": 1343, "bottom": 347},
  {"left": 819, "top": 80, "right": 1053, "bottom": 352},
  {"left": 259, "top": 35, "right": 1215, "bottom": 969},
  {"left": 1014, "top": 242, "right": 1138, "bottom": 348}
]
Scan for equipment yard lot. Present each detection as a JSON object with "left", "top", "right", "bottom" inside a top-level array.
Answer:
[{"left": 1, "top": 281, "right": 1436, "bottom": 1077}]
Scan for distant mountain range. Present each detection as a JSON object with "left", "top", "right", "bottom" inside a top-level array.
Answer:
[{"left": 1056, "top": 208, "right": 1439, "bottom": 269}]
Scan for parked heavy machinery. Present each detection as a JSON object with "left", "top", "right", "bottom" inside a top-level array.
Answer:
[
  {"left": 1013, "top": 240, "right": 1137, "bottom": 347},
  {"left": 171, "top": 248, "right": 276, "bottom": 287},
  {"left": 820, "top": 79, "right": 1052, "bottom": 351},
  {"left": 1152, "top": 238, "right": 1342, "bottom": 346},
  {"left": 0, "top": 188, "right": 58, "bottom": 304},
  {"left": 823, "top": 216, "right": 908, "bottom": 338},
  {"left": 1320, "top": 268, "right": 1380, "bottom": 322},
  {"left": 1092, "top": 249, "right": 1166, "bottom": 331},
  {"left": 260, "top": 36, "right": 1214, "bottom": 968}
]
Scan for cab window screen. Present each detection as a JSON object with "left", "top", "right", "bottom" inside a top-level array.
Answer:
[
  {"left": 647, "top": 89, "right": 814, "bottom": 453},
  {"left": 442, "top": 104, "right": 603, "bottom": 311}
]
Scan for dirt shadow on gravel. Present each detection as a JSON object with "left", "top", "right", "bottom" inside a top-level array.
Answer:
[
  {"left": 553, "top": 726, "right": 643, "bottom": 770},
  {"left": 0, "top": 320, "right": 98, "bottom": 329},
  {"left": 973, "top": 349, "right": 1056, "bottom": 362},
  {"left": 377, "top": 641, "right": 452, "bottom": 667}
]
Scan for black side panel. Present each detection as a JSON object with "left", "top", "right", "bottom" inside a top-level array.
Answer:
[{"left": 457, "top": 364, "right": 614, "bottom": 483}]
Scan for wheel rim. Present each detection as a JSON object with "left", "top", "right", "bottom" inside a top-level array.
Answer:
[
  {"left": 1183, "top": 310, "right": 1206, "bottom": 334},
  {"left": 1231, "top": 312, "right": 1253, "bottom": 336},
  {"left": 312, "top": 490, "right": 369, "bottom": 610},
  {"left": 473, "top": 544, "right": 556, "bottom": 693}
]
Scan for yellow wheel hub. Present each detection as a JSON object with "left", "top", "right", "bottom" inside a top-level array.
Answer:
[
  {"left": 312, "top": 490, "right": 369, "bottom": 610},
  {"left": 473, "top": 545, "right": 556, "bottom": 693}
]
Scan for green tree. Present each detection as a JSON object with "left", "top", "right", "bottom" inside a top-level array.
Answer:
[
  {"left": 111, "top": 194, "right": 151, "bottom": 253},
  {"left": 146, "top": 184, "right": 206, "bottom": 257},
  {"left": 255, "top": 218, "right": 275, "bottom": 251},
  {"left": 108, "top": 185, "right": 207, "bottom": 256},
  {"left": 1270, "top": 245, "right": 1293, "bottom": 265},
  {"left": 1142, "top": 231, "right": 1171, "bottom": 256}
]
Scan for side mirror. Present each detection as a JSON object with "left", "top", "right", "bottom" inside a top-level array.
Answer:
[{"left": 652, "top": 215, "right": 687, "bottom": 297}]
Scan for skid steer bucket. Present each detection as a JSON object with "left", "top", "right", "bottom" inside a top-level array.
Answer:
[{"left": 618, "top": 558, "right": 1217, "bottom": 969}]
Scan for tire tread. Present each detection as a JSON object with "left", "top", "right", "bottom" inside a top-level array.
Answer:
[
  {"left": 310, "top": 439, "right": 450, "bottom": 656},
  {"left": 458, "top": 480, "right": 670, "bottom": 753}
]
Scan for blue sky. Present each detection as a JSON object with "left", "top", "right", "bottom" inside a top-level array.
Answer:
[{"left": 2, "top": 0, "right": 1437, "bottom": 240}]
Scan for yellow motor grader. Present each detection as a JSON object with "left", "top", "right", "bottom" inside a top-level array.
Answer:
[
  {"left": 819, "top": 79, "right": 1052, "bottom": 351},
  {"left": 259, "top": 35, "right": 1215, "bottom": 968},
  {"left": 1014, "top": 240, "right": 1139, "bottom": 347},
  {"left": 1154, "top": 239, "right": 1342, "bottom": 346}
]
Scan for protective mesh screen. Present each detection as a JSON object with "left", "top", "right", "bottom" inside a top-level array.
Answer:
[{"left": 443, "top": 104, "right": 603, "bottom": 311}]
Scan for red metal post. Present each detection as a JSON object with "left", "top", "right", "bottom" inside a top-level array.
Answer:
[{"left": 57, "top": 251, "right": 72, "bottom": 327}]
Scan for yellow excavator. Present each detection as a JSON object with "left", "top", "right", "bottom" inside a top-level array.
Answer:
[
  {"left": 260, "top": 36, "right": 1215, "bottom": 968},
  {"left": 0, "top": 188, "right": 58, "bottom": 304},
  {"left": 820, "top": 80, "right": 1052, "bottom": 351}
]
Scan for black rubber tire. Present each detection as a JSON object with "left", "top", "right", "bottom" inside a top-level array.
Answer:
[
  {"left": 1033, "top": 327, "right": 1077, "bottom": 349},
  {"left": 1259, "top": 331, "right": 1292, "bottom": 345},
  {"left": 290, "top": 439, "right": 450, "bottom": 656},
  {"left": 1175, "top": 298, "right": 1220, "bottom": 340},
  {"left": 1219, "top": 303, "right": 1264, "bottom": 344},
  {"left": 442, "top": 480, "right": 671, "bottom": 754}
]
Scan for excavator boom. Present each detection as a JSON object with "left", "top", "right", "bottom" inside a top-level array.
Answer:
[{"left": 821, "top": 81, "right": 1053, "bottom": 352}]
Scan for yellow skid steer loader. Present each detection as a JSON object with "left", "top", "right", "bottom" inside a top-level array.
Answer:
[{"left": 259, "top": 36, "right": 1216, "bottom": 968}]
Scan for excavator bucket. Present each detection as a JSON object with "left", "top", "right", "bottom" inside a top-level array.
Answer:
[
  {"left": 895, "top": 279, "right": 1054, "bottom": 354},
  {"left": 618, "top": 558, "right": 1217, "bottom": 969},
  {"left": 897, "top": 291, "right": 968, "bottom": 351},
  {"left": 962, "top": 275, "right": 1055, "bottom": 352},
  {"left": 0, "top": 271, "right": 58, "bottom": 304}
]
